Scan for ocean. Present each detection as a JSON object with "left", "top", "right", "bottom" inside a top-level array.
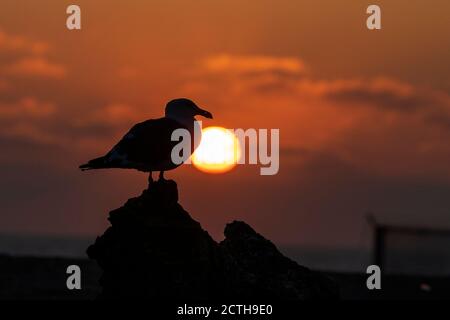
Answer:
[{"left": 1, "top": 234, "right": 449, "bottom": 275}]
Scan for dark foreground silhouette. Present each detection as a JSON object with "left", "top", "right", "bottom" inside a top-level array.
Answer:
[{"left": 87, "top": 180, "right": 339, "bottom": 300}]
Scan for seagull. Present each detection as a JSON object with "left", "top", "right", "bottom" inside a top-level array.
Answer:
[{"left": 79, "top": 98, "right": 213, "bottom": 183}]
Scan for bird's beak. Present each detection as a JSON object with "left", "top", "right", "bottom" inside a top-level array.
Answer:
[{"left": 197, "top": 108, "right": 213, "bottom": 119}]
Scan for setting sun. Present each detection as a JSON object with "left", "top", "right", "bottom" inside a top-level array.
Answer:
[{"left": 191, "top": 126, "right": 241, "bottom": 174}]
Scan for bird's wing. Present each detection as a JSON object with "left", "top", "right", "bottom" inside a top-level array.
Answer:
[{"left": 103, "top": 117, "right": 188, "bottom": 170}]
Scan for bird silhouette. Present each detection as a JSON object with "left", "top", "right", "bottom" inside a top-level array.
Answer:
[{"left": 79, "top": 98, "right": 213, "bottom": 183}]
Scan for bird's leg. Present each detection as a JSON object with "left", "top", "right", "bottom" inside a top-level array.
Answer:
[
  {"left": 148, "top": 171, "right": 153, "bottom": 186},
  {"left": 159, "top": 171, "right": 165, "bottom": 181}
]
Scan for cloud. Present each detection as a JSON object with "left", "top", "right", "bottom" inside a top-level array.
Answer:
[
  {"left": 70, "top": 103, "right": 141, "bottom": 134},
  {"left": 88, "top": 104, "right": 140, "bottom": 125},
  {"left": 300, "top": 77, "right": 450, "bottom": 135},
  {"left": 0, "top": 96, "right": 139, "bottom": 150},
  {"left": 184, "top": 55, "right": 307, "bottom": 97},
  {"left": 0, "top": 97, "right": 59, "bottom": 145},
  {"left": 0, "top": 29, "right": 48, "bottom": 54},
  {"left": 180, "top": 53, "right": 450, "bottom": 180},
  {"left": 4, "top": 57, "right": 66, "bottom": 79},
  {"left": 192, "top": 54, "right": 450, "bottom": 124},
  {"left": 0, "top": 29, "right": 65, "bottom": 80},
  {"left": 300, "top": 77, "right": 448, "bottom": 113},
  {"left": 196, "top": 54, "right": 449, "bottom": 112},
  {"left": 203, "top": 54, "right": 305, "bottom": 76},
  {"left": 425, "top": 109, "right": 450, "bottom": 130},
  {"left": 0, "top": 97, "right": 55, "bottom": 119},
  {"left": 67, "top": 103, "right": 143, "bottom": 149}
]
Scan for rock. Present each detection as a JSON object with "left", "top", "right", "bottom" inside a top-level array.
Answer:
[
  {"left": 221, "top": 221, "right": 339, "bottom": 299},
  {"left": 87, "top": 179, "right": 338, "bottom": 300}
]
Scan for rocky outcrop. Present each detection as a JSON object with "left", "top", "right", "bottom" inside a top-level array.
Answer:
[{"left": 87, "top": 179, "right": 338, "bottom": 300}]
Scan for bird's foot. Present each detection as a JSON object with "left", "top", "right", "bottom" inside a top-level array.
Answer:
[{"left": 158, "top": 171, "right": 165, "bottom": 181}]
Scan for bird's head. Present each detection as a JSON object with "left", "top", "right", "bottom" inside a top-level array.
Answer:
[{"left": 165, "top": 98, "right": 213, "bottom": 121}]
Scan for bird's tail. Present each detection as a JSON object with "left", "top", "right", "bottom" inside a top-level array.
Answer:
[{"left": 79, "top": 156, "right": 107, "bottom": 171}]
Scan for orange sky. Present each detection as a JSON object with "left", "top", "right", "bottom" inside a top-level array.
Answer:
[{"left": 0, "top": 0, "right": 449, "bottom": 249}]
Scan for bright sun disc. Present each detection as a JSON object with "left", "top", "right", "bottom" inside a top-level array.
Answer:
[{"left": 192, "top": 126, "right": 241, "bottom": 174}]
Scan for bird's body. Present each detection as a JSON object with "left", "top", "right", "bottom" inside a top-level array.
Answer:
[
  {"left": 80, "top": 117, "right": 192, "bottom": 172},
  {"left": 79, "top": 98, "right": 212, "bottom": 181}
]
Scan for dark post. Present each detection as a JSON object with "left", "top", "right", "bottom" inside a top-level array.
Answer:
[{"left": 374, "top": 226, "right": 386, "bottom": 270}]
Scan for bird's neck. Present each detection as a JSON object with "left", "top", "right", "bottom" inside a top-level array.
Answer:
[
  {"left": 167, "top": 114, "right": 196, "bottom": 132},
  {"left": 166, "top": 114, "right": 202, "bottom": 148}
]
